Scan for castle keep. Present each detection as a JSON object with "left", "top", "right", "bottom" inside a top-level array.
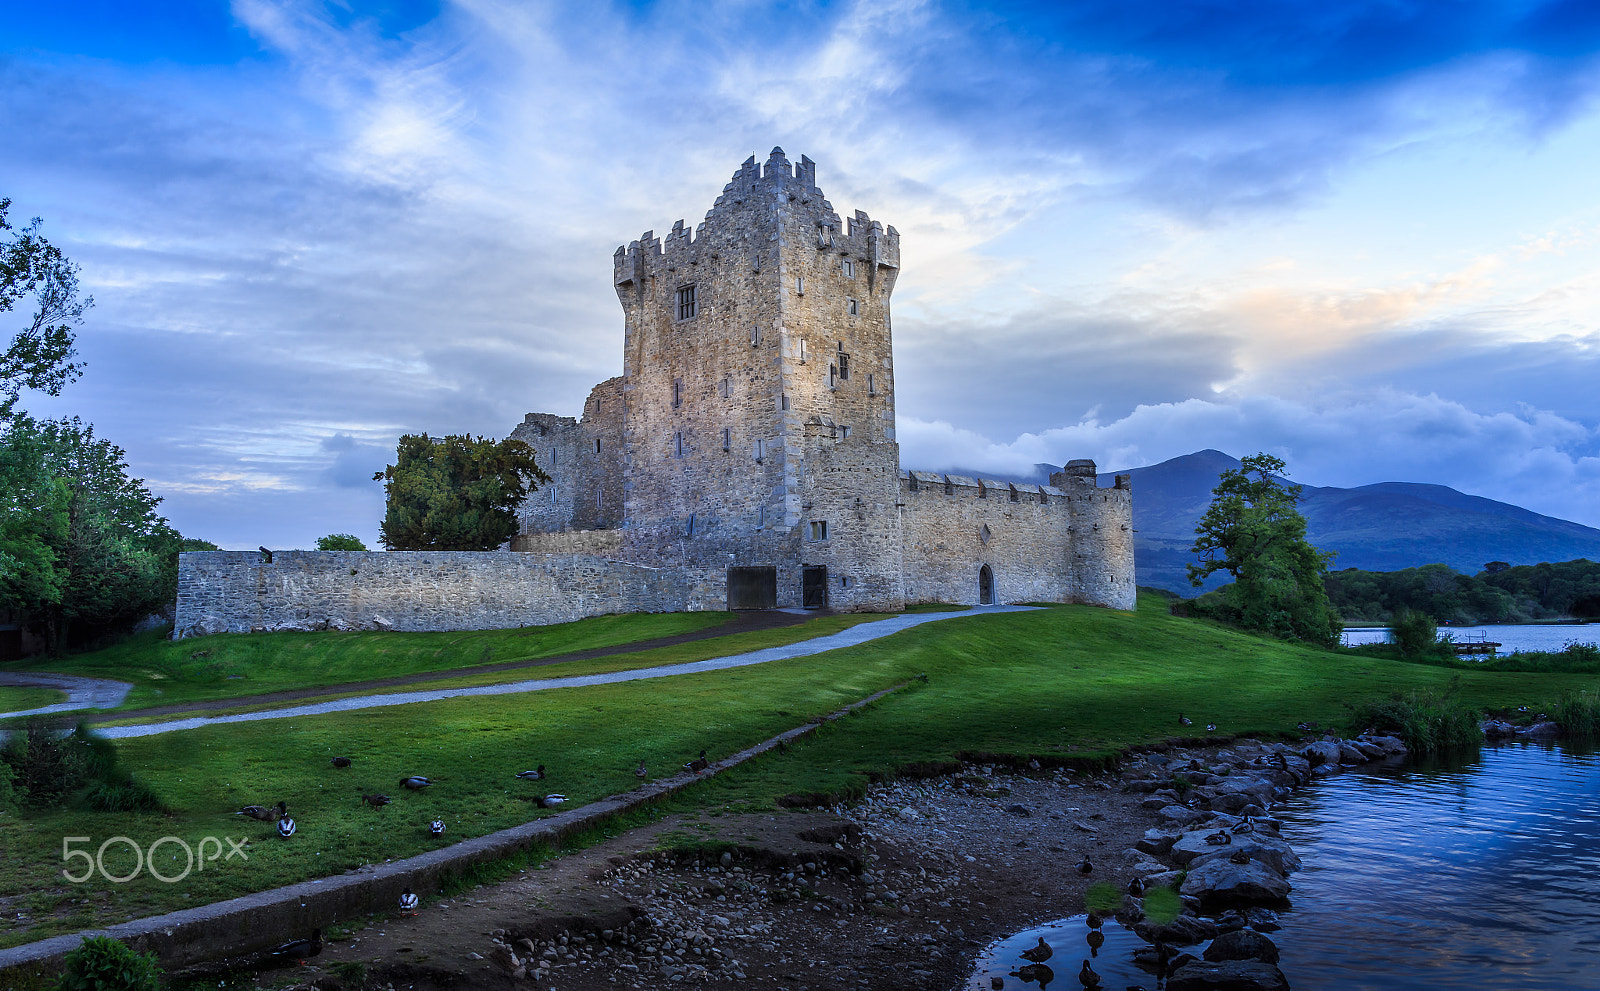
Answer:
[{"left": 174, "top": 150, "right": 1133, "bottom": 637}]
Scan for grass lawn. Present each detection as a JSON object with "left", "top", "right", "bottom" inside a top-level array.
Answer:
[
  {"left": 0, "top": 612, "right": 736, "bottom": 711},
  {"left": 0, "top": 594, "right": 1594, "bottom": 949},
  {"left": 0, "top": 687, "right": 65, "bottom": 714}
]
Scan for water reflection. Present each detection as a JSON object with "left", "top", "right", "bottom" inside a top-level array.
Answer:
[{"left": 968, "top": 742, "right": 1600, "bottom": 990}]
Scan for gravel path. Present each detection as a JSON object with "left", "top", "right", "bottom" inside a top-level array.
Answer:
[
  {"left": 96, "top": 606, "right": 1036, "bottom": 741},
  {"left": 0, "top": 671, "right": 132, "bottom": 719}
]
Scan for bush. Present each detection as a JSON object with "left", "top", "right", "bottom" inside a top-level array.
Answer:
[
  {"left": 315, "top": 533, "right": 368, "bottom": 551},
  {"left": 55, "top": 935, "right": 161, "bottom": 991},
  {"left": 1348, "top": 685, "right": 1480, "bottom": 755},
  {"left": 0, "top": 721, "right": 160, "bottom": 812},
  {"left": 1390, "top": 609, "right": 1446, "bottom": 659},
  {"left": 1548, "top": 689, "right": 1600, "bottom": 742}
]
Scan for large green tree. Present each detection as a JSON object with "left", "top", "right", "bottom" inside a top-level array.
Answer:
[
  {"left": 1188, "top": 452, "right": 1341, "bottom": 646},
  {"left": 1, "top": 199, "right": 91, "bottom": 423},
  {"left": 0, "top": 416, "right": 180, "bottom": 650},
  {"left": 372, "top": 433, "right": 549, "bottom": 551}
]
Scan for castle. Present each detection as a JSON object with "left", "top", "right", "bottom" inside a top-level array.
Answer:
[
  {"left": 172, "top": 150, "right": 1132, "bottom": 637},
  {"left": 507, "top": 148, "right": 1133, "bottom": 613}
]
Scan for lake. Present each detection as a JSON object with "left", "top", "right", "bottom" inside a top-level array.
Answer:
[
  {"left": 969, "top": 742, "right": 1600, "bottom": 990},
  {"left": 1342, "top": 623, "right": 1600, "bottom": 653}
]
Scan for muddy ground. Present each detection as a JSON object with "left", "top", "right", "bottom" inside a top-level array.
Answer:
[{"left": 201, "top": 762, "right": 1160, "bottom": 991}]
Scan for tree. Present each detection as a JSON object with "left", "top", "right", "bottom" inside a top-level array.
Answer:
[
  {"left": 1, "top": 200, "right": 92, "bottom": 423},
  {"left": 372, "top": 433, "right": 549, "bottom": 551},
  {"left": 0, "top": 416, "right": 179, "bottom": 650},
  {"left": 316, "top": 532, "right": 368, "bottom": 551},
  {"left": 1188, "top": 453, "right": 1341, "bottom": 646},
  {"left": 1390, "top": 607, "right": 1444, "bottom": 659}
]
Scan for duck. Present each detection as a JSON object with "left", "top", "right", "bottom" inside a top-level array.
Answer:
[
  {"left": 1084, "top": 912, "right": 1103, "bottom": 930},
  {"left": 1078, "top": 959, "right": 1101, "bottom": 988},
  {"left": 1027, "top": 757, "right": 1042, "bottom": 772},
  {"left": 1178, "top": 714, "right": 1192, "bottom": 727},
  {"left": 267, "top": 929, "right": 321, "bottom": 965},
  {"left": 236, "top": 801, "right": 286, "bottom": 822},
  {"left": 536, "top": 794, "right": 567, "bottom": 809},
  {"left": 428, "top": 819, "right": 446, "bottom": 837},
  {"left": 329, "top": 756, "right": 352, "bottom": 769},
  {"left": 1517, "top": 705, "right": 1530, "bottom": 714},
  {"left": 684, "top": 750, "right": 710, "bottom": 775},
  {"left": 398, "top": 887, "right": 419, "bottom": 915},
  {"left": 1074, "top": 857, "right": 1093, "bottom": 876},
  {"left": 1021, "top": 936, "right": 1053, "bottom": 962},
  {"left": 1296, "top": 721, "right": 1317, "bottom": 731},
  {"left": 1086, "top": 929, "right": 1104, "bottom": 955},
  {"left": 516, "top": 765, "right": 546, "bottom": 781},
  {"left": 635, "top": 761, "right": 649, "bottom": 780},
  {"left": 1229, "top": 849, "right": 1251, "bottom": 864},
  {"left": 1232, "top": 816, "right": 1255, "bottom": 834},
  {"left": 1205, "top": 722, "right": 1217, "bottom": 733},
  {"left": 399, "top": 776, "right": 432, "bottom": 791},
  {"left": 277, "top": 817, "right": 296, "bottom": 838},
  {"left": 361, "top": 793, "right": 392, "bottom": 808},
  {"left": 1126, "top": 876, "right": 1146, "bottom": 896},
  {"left": 1204, "top": 830, "right": 1233, "bottom": 846}
]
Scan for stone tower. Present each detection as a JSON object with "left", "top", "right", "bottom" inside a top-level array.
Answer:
[{"left": 612, "top": 148, "right": 905, "bottom": 611}]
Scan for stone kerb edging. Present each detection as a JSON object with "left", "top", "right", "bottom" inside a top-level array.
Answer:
[{"left": 0, "top": 683, "right": 908, "bottom": 982}]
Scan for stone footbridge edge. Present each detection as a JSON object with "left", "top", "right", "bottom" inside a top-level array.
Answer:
[{"left": 0, "top": 682, "right": 909, "bottom": 983}]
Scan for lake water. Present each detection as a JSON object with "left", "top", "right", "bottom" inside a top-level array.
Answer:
[
  {"left": 1343, "top": 623, "right": 1600, "bottom": 653},
  {"left": 969, "top": 742, "right": 1600, "bottom": 990}
]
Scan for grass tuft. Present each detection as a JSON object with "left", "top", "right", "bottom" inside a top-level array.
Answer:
[{"left": 1346, "top": 684, "right": 1480, "bottom": 755}]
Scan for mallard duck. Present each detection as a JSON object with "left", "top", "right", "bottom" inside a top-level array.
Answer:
[
  {"left": 1178, "top": 714, "right": 1192, "bottom": 727},
  {"left": 1232, "top": 817, "right": 1255, "bottom": 834},
  {"left": 398, "top": 887, "right": 419, "bottom": 915},
  {"left": 1021, "top": 936, "right": 1053, "bottom": 962},
  {"left": 1085, "top": 911, "right": 1103, "bottom": 930},
  {"left": 1204, "top": 830, "right": 1233, "bottom": 846},
  {"left": 536, "top": 794, "right": 567, "bottom": 809},
  {"left": 1086, "top": 929, "right": 1104, "bottom": 954},
  {"left": 1075, "top": 857, "right": 1093, "bottom": 876},
  {"left": 516, "top": 765, "right": 546, "bottom": 781},
  {"left": 236, "top": 800, "right": 286, "bottom": 822},
  {"left": 1229, "top": 849, "right": 1250, "bottom": 864},
  {"left": 399, "top": 776, "right": 432, "bottom": 791},
  {"left": 428, "top": 819, "right": 445, "bottom": 837},
  {"left": 635, "top": 761, "right": 648, "bottom": 779},
  {"left": 1027, "top": 757, "right": 1042, "bottom": 771},
  {"left": 277, "top": 817, "right": 296, "bottom": 838},
  {"left": 1205, "top": 722, "right": 1217, "bottom": 732},
  {"left": 329, "top": 756, "right": 352, "bottom": 769},
  {"left": 267, "top": 929, "right": 321, "bottom": 964},
  {"left": 1079, "top": 958, "right": 1102, "bottom": 988},
  {"left": 684, "top": 750, "right": 710, "bottom": 774},
  {"left": 1127, "top": 876, "right": 1146, "bottom": 896},
  {"left": 1296, "top": 721, "right": 1316, "bottom": 731},
  {"left": 361, "top": 793, "right": 392, "bottom": 808}
]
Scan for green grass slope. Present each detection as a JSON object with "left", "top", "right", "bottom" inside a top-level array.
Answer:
[
  {"left": 0, "top": 687, "right": 65, "bottom": 714},
  {"left": 0, "top": 594, "right": 1591, "bottom": 949}
]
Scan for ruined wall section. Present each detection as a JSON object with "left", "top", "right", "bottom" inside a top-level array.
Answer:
[
  {"left": 898, "top": 471, "right": 1073, "bottom": 605},
  {"left": 1052, "top": 461, "right": 1137, "bottom": 610},
  {"left": 173, "top": 551, "right": 724, "bottom": 637},
  {"left": 511, "top": 377, "right": 625, "bottom": 536}
]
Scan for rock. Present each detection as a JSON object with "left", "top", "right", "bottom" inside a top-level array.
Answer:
[
  {"left": 1137, "top": 828, "right": 1182, "bottom": 856},
  {"left": 1179, "top": 858, "right": 1292, "bottom": 906},
  {"left": 896, "top": 806, "right": 921, "bottom": 820},
  {"left": 1338, "top": 742, "right": 1369, "bottom": 765},
  {"left": 720, "top": 852, "right": 733, "bottom": 867},
  {"left": 1143, "top": 796, "right": 1174, "bottom": 810},
  {"left": 489, "top": 943, "right": 521, "bottom": 972},
  {"left": 1169, "top": 831, "right": 1300, "bottom": 873},
  {"left": 1244, "top": 908, "right": 1282, "bottom": 932},
  {"left": 1367, "top": 734, "right": 1407, "bottom": 754},
  {"left": 1518, "top": 721, "right": 1562, "bottom": 738},
  {"left": 1204, "top": 792, "right": 1254, "bottom": 813},
  {"left": 371, "top": 615, "right": 394, "bottom": 632},
  {"left": 1167, "top": 959, "right": 1290, "bottom": 991},
  {"left": 1351, "top": 740, "right": 1386, "bottom": 760},
  {"left": 1311, "top": 763, "right": 1337, "bottom": 777},
  {"left": 1160, "top": 805, "right": 1208, "bottom": 826},
  {"left": 1301, "top": 741, "right": 1341, "bottom": 767},
  {"left": 1135, "top": 914, "right": 1218, "bottom": 946},
  {"left": 1141, "top": 870, "right": 1184, "bottom": 889},
  {"left": 1125, "top": 779, "right": 1163, "bottom": 793},
  {"left": 1481, "top": 719, "right": 1517, "bottom": 739},
  {"left": 1204, "top": 929, "right": 1280, "bottom": 964}
]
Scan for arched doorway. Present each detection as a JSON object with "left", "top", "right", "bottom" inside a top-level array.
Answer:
[{"left": 978, "top": 565, "right": 994, "bottom": 605}]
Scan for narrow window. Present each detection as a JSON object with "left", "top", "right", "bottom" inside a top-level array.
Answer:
[
  {"left": 751, "top": 324, "right": 761, "bottom": 347},
  {"left": 798, "top": 339, "right": 808, "bottom": 363},
  {"left": 867, "top": 373, "right": 876, "bottom": 395},
  {"left": 720, "top": 375, "right": 731, "bottom": 398},
  {"left": 686, "top": 513, "right": 695, "bottom": 537},
  {"left": 980, "top": 523, "right": 991, "bottom": 544},
  {"left": 839, "top": 425, "right": 851, "bottom": 439},
  {"left": 758, "top": 503, "right": 767, "bottom": 528},
  {"left": 722, "top": 427, "right": 731, "bottom": 452},
  {"left": 810, "top": 520, "right": 828, "bottom": 540},
  {"left": 753, "top": 438, "right": 766, "bottom": 461},
  {"left": 595, "top": 438, "right": 601, "bottom": 454},
  {"left": 550, "top": 447, "right": 557, "bottom": 466},
  {"left": 829, "top": 364, "right": 837, "bottom": 388},
  {"left": 550, "top": 486, "right": 557, "bottom": 506},
  {"left": 672, "top": 377, "right": 683, "bottom": 408},
  {"left": 843, "top": 258, "right": 854, "bottom": 278},
  {"left": 796, "top": 276, "right": 804, "bottom": 295},
  {"left": 674, "top": 432, "right": 683, "bottom": 457},
  {"left": 596, "top": 488, "right": 603, "bottom": 509},
  {"left": 676, "top": 284, "right": 697, "bottom": 320},
  {"left": 847, "top": 298, "right": 858, "bottom": 316},
  {"left": 839, "top": 575, "right": 850, "bottom": 589},
  {"left": 838, "top": 352, "right": 850, "bottom": 380},
  {"left": 781, "top": 394, "right": 790, "bottom": 411}
]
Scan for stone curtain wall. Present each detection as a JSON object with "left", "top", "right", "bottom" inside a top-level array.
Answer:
[
  {"left": 173, "top": 551, "right": 725, "bottom": 638},
  {"left": 510, "top": 377, "right": 625, "bottom": 535}
]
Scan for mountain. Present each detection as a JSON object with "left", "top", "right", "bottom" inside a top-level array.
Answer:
[{"left": 1096, "top": 451, "right": 1600, "bottom": 594}]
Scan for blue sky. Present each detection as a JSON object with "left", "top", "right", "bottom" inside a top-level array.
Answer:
[{"left": 4, "top": 0, "right": 1599, "bottom": 548}]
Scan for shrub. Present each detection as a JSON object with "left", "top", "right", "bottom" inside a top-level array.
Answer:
[
  {"left": 315, "top": 533, "right": 368, "bottom": 551},
  {"left": 1, "top": 720, "right": 89, "bottom": 808},
  {"left": 55, "top": 935, "right": 161, "bottom": 991},
  {"left": 1548, "top": 689, "right": 1600, "bottom": 742},
  {"left": 1389, "top": 609, "right": 1442, "bottom": 659},
  {"left": 1348, "top": 684, "right": 1480, "bottom": 755}
]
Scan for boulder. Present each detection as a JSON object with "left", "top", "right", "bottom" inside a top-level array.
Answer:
[
  {"left": 1337, "top": 741, "right": 1370, "bottom": 765},
  {"left": 1137, "top": 828, "right": 1183, "bottom": 856},
  {"left": 1481, "top": 719, "right": 1517, "bottom": 739},
  {"left": 1167, "top": 960, "right": 1290, "bottom": 991},
  {"left": 1135, "top": 913, "right": 1219, "bottom": 946},
  {"left": 1169, "top": 831, "right": 1300, "bottom": 873},
  {"left": 1244, "top": 907, "right": 1282, "bottom": 932},
  {"left": 1518, "top": 721, "right": 1562, "bottom": 738},
  {"left": 1203, "top": 929, "right": 1280, "bottom": 964},
  {"left": 1365, "top": 734, "right": 1407, "bottom": 754},
  {"left": 1160, "top": 805, "right": 1209, "bottom": 827},
  {"left": 1125, "top": 779, "right": 1163, "bottom": 793},
  {"left": 1203, "top": 793, "right": 1254, "bottom": 814},
  {"left": 1179, "top": 858, "right": 1292, "bottom": 906},
  {"left": 1301, "top": 740, "right": 1341, "bottom": 767},
  {"left": 1141, "top": 869, "right": 1184, "bottom": 889}
]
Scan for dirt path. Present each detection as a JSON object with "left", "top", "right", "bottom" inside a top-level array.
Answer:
[{"left": 0, "top": 671, "right": 131, "bottom": 719}]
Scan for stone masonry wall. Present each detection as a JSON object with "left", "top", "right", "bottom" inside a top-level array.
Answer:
[
  {"left": 511, "top": 377, "right": 625, "bottom": 535},
  {"left": 174, "top": 551, "right": 725, "bottom": 638}
]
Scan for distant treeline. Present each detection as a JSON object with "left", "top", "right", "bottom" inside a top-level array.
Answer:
[{"left": 1327, "top": 559, "right": 1600, "bottom": 625}]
